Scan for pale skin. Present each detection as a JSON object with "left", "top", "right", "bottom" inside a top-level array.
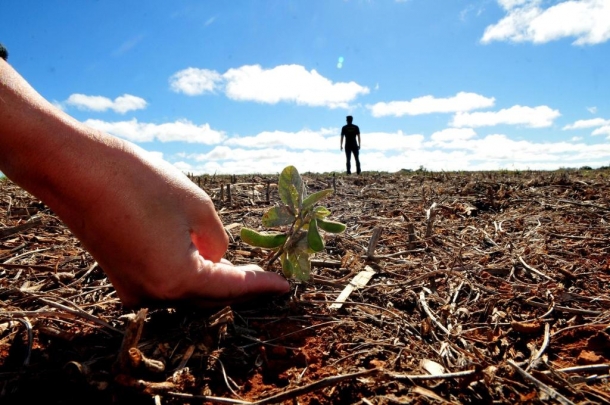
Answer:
[{"left": 0, "top": 58, "right": 290, "bottom": 308}]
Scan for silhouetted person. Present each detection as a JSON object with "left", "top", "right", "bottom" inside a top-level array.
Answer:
[{"left": 340, "top": 115, "right": 361, "bottom": 174}]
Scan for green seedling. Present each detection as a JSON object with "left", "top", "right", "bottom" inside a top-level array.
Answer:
[{"left": 240, "top": 166, "right": 346, "bottom": 281}]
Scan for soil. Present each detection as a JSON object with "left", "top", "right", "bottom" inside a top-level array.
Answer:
[{"left": 1, "top": 169, "right": 610, "bottom": 404}]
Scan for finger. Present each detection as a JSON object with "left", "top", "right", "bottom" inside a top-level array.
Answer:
[
  {"left": 213, "top": 262, "right": 290, "bottom": 297},
  {"left": 189, "top": 200, "right": 229, "bottom": 263},
  {"left": 125, "top": 260, "right": 290, "bottom": 309},
  {"left": 183, "top": 258, "right": 290, "bottom": 304}
]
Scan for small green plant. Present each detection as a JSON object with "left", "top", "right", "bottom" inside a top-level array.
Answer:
[{"left": 240, "top": 166, "right": 346, "bottom": 281}]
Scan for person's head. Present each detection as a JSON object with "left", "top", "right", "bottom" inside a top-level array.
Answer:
[
  {"left": 346, "top": 115, "right": 353, "bottom": 124},
  {"left": 0, "top": 43, "right": 8, "bottom": 61}
]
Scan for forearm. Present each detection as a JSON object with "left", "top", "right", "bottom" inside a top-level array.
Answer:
[
  {"left": 0, "top": 59, "right": 121, "bottom": 206},
  {"left": 0, "top": 59, "right": 227, "bottom": 262},
  {"left": 0, "top": 54, "right": 289, "bottom": 308}
]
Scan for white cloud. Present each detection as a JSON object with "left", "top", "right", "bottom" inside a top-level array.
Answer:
[
  {"left": 66, "top": 94, "right": 147, "bottom": 114},
  {"left": 482, "top": 2, "right": 542, "bottom": 43},
  {"left": 489, "top": 135, "right": 596, "bottom": 160},
  {"left": 187, "top": 147, "right": 343, "bottom": 174},
  {"left": 169, "top": 64, "right": 369, "bottom": 108},
  {"left": 85, "top": 119, "right": 150, "bottom": 142},
  {"left": 113, "top": 95, "right": 148, "bottom": 114},
  {"left": 173, "top": 161, "right": 193, "bottom": 172},
  {"left": 83, "top": 118, "right": 225, "bottom": 144},
  {"left": 65, "top": 95, "right": 99, "bottom": 112},
  {"left": 180, "top": 128, "right": 423, "bottom": 173},
  {"left": 169, "top": 68, "right": 223, "bottom": 95},
  {"left": 223, "top": 128, "right": 423, "bottom": 152},
  {"left": 368, "top": 92, "right": 495, "bottom": 117},
  {"left": 592, "top": 125, "right": 610, "bottom": 137},
  {"left": 193, "top": 146, "right": 290, "bottom": 162},
  {"left": 144, "top": 150, "right": 165, "bottom": 162},
  {"left": 52, "top": 100, "right": 65, "bottom": 111},
  {"left": 170, "top": 132, "right": 610, "bottom": 174},
  {"left": 482, "top": 0, "right": 610, "bottom": 45},
  {"left": 223, "top": 64, "right": 369, "bottom": 108},
  {"left": 362, "top": 131, "right": 424, "bottom": 151},
  {"left": 430, "top": 128, "right": 478, "bottom": 142},
  {"left": 498, "top": 0, "right": 538, "bottom": 11},
  {"left": 587, "top": 106, "right": 598, "bottom": 114},
  {"left": 421, "top": 131, "right": 610, "bottom": 170},
  {"left": 225, "top": 128, "right": 336, "bottom": 150},
  {"left": 428, "top": 132, "right": 577, "bottom": 159},
  {"left": 451, "top": 105, "right": 560, "bottom": 128},
  {"left": 562, "top": 118, "right": 610, "bottom": 129}
]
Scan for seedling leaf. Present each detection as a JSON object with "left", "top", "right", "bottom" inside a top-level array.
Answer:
[
  {"left": 302, "top": 189, "right": 333, "bottom": 211},
  {"left": 262, "top": 205, "right": 295, "bottom": 227},
  {"left": 240, "top": 228, "right": 287, "bottom": 249},
  {"left": 288, "top": 184, "right": 301, "bottom": 213},
  {"left": 313, "top": 206, "right": 331, "bottom": 219},
  {"left": 280, "top": 253, "right": 295, "bottom": 278},
  {"left": 307, "top": 218, "right": 324, "bottom": 252},
  {"left": 240, "top": 166, "right": 346, "bottom": 282},
  {"left": 317, "top": 218, "right": 347, "bottom": 234},
  {"left": 292, "top": 251, "right": 311, "bottom": 281},
  {"left": 278, "top": 166, "right": 304, "bottom": 211},
  {"left": 295, "top": 255, "right": 311, "bottom": 281}
]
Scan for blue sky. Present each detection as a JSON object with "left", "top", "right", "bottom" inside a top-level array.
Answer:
[{"left": 3, "top": 0, "right": 610, "bottom": 174}]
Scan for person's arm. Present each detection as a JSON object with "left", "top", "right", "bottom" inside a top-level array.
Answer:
[
  {"left": 357, "top": 133, "right": 361, "bottom": 150},
  {"left": 0, "top": 58, "right": 289, "bottom": 308},
  {"left": 340, "top": 128, "right": 344, "bottom": 150}
]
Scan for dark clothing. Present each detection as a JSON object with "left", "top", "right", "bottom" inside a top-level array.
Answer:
[
  {"left": 341, "top": 124, "right": 360, "bottom": 148},
  {"left": 341, "top": 123, "right": 361, "bottom": 174},
  {"left": 345, "top": 144, "right": 360, "bottom": 174}
]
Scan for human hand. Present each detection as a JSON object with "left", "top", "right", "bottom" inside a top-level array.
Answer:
[
  {"left": 0, "top": 59, "right": 290, "bottom": 308},
  {"left": 58, "top": 146, "right": 291, "bottom": 308}
]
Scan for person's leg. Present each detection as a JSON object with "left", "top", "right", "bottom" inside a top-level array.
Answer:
[
  {"left": 345, "top": 147, "right": 351, "bottom": 174},
  {"left": 353, "top": 147, "right": 361, "bottom": 174}
]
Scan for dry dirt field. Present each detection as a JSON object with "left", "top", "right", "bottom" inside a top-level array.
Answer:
[{"left": 1, "top": 169, "right": 610, "bottom": 404}]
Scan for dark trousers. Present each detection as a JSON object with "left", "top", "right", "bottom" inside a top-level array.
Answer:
[{"left": 345, "top": 145, "right": 361, "bottom": 174}]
